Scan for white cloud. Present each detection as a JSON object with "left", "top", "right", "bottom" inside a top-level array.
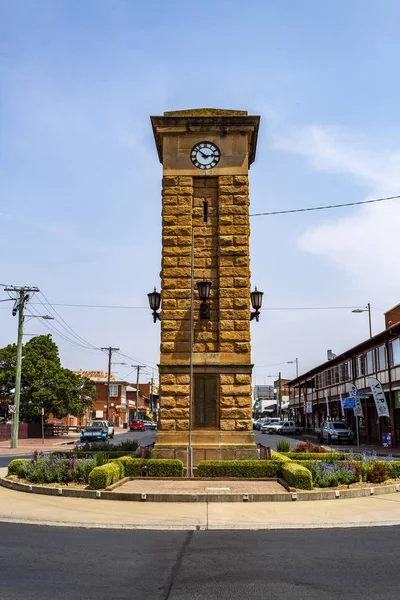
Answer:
[{"left": 274, "top": 125, "right": 400, "bottom": 295}]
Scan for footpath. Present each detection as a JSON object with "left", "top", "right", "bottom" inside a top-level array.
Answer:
[{"left": 0, "top": 473, "right": 400, "bottom": 530}]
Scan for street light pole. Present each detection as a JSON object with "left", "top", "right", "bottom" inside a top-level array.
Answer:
[
  {"left": 352, "top": 304, "right": 372, "bottom": 339},
  {"left": 278, "top": 371, "right": 282, "bottom": 420},
  {"left": 101, "top": 346, "right": 120, "bottom": 422},
  {"left": 188, "top": 227, "right": 195, "bottom": 479},
  {"left": 367, "top": 303, "right": 372, "bottom": 339},
  {"left": 288, "top": 358, "right": 299, "bottom": 378}
]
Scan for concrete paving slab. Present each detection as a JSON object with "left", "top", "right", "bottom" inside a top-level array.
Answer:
[{"left": 117, "top": 479, "right": 286, "bottom": 495}]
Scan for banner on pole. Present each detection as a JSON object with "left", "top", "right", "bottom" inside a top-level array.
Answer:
[
  {"left": 306, "top": 401, "right": 313, "bottom": 414},
  {"left": 368, "top": 377, "right": 390, "bottom": 418},
  {"left": 324, "top": 391, "right": 330, "bottom": 418},
  {"left": 339, "top": 393, "right": 344, "bottom": 417}
]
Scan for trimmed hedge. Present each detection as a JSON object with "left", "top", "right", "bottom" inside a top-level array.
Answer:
[
  {"left": 88, "top": 462, "right": 122, "bottom": 489},
  {"left": 290, "top": 459, "right": 311, "bottom": 469},
  {"left": 8, "top": 459, "right": 29, "bottom": 477},
  {"left": 270, "top": 451, "right": 292, "bottom": 463},
  {"left": 111, "top": 457, "right": 184, "bottom": 478},
  {"left": 282, "top": 462, "right": 312, "bottom": 490},
  {"left": 196, "top": 460, "right": 282, "bottom": 478},
  {"left": 280, "top": 452, "right": 351, "bottom": 461}
]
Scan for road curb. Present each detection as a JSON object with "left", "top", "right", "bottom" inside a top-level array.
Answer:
[{"left": 1, "top": 514, "right": 400, "bottom": 531}]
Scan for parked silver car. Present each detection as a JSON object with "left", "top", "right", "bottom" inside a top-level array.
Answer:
[{"left": 318, "top": 421, "right": 354, "bottom": 445}]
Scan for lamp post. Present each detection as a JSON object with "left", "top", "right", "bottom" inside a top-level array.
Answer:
[
  {"left": 147, "top": 288, "right": 161, "bottom": 322},
  {"left": 250, "top": 287, "right": 264, "bottom": 321},
  {"left": 288, "top": 358, "right": 299, "bottom": 378},
  {"left": 352, "top": 303, "right": 372, "bottom": 338}
]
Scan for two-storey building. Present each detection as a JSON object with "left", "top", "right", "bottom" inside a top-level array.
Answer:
[{"left": 288, "top": 305, "right": 400, "bottom": 446}]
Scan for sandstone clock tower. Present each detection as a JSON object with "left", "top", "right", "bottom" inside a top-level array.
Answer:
[{"left": 151, "top": 108, "right": 260, "bottom": 466}]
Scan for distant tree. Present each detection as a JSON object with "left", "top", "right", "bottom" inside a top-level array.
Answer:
[{"left": 0, "top": 335, "right": 96, "bottom": 423}]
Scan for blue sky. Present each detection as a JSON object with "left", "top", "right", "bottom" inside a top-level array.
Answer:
[{"left": 1, "top": 0, "right": 400, "bottom": 386}]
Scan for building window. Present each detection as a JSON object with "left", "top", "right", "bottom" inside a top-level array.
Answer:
[
  {"left": 109, "top": 384, "right": 118, "bottom": 397},
  {"left": 391, "top": 339, "right": 400, "bottom": 366},
  {"left": 325, "top": 370, "right": 332, "bottom": 386},
  {"left": 344, "top": 360, "right": 352, "bottom": 380},
  {"left": 333, "top": 366, "right": 339, "bottom": 384},
  {"left": 377, "top": 345, "right": 387, "bottom": 370},
  {"left": 366, "top": 350, "right": 375, "bottom": 374},
  {"left": 194, "top": 375, "right": 218, "bottom": 428},
  {"left": 356, "top": 356, "right": 364, "bottom": 378}
]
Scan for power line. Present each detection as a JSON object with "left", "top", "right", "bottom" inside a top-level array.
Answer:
[
  {"left": 26, "top": 305, "right": 102, "bottom": 355},
  {"left": 261, "top": 305, "right": 366, "bottom": 311},
  {"left": 36, "top": 292, "right": 99, "bottom": 350},
  {"left": 114, "top": 350, "right": 157, "bottom": 370},
  {"left": 250, "top": 193, "right": 400, "bottom": 217}
]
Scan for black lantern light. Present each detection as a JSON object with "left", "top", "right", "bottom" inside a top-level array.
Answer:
[
  {"left": 147, "top": 287, "right": 161, "bottom": 323},
  {"left": 197, "top": 280, "right": 212, "bottom": 320},
  {"left": 250, "top": 286, "right": 264, "bottom": 322}
]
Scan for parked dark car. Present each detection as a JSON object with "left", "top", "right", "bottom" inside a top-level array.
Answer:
[{"left": 319, "top": 421, "right": 354, "bottom": 444}]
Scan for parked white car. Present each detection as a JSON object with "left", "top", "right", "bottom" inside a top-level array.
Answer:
[
  {"left": 90, "top": 420, "right": 114, "bottom": 439},
  {"left": 261, "top": 420, "right": 302, "bottom": 435}
]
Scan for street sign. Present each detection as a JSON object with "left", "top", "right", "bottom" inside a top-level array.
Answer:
[
  {"left": 8, "top": 405, "right": 16, "bottom": 414},
  {"left": 342, "top": 397, "right": 356, "bottom": 409}
]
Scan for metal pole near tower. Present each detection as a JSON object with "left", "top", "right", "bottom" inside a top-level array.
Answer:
[
  {"left": 101, "top": 346, "right": 119, "bottom": 422},
  {"left": 278, "top": 372, "right": 282, "bottom": 420},
  {"left": 188, "top": 227, "right": 195, "bottom": 478},
  {"left": 135, "top": 365, "right": 145, "bottom": 420}
]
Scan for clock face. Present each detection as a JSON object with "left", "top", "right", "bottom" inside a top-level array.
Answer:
[{"left": 191, "top": 141, "right": 221, "bottom": 170}]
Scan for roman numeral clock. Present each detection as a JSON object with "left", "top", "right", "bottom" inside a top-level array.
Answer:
[{"left": 150, "top": 108, "right": 260, "bottom": 467}]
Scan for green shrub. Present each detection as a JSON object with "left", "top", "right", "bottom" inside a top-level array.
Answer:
[
  {"left": 387, "top": 461, "right": 400, "bottom": 479},
  {"left": 196, "top": 460, "right": 282, "bottom": 478},
  {"left": 270, "top": 451, "right": 292, "bottom": 462},
  {"left": 8, "top": 459, "right": 29, "bottom": 477},
  {"left": 147, "top": 459, "right": 183, "bottom": 477},
  {"left": 95, "top": 452, "right": 109, "bottom": 467},
  {"left": 118, "top": 439, "right": 139, "bottom": 452},
  {"left": 281, "top": 452, "right": 347, "bottom": 461},
  {"left": 112, "top": 457, "right": 143, "bottom": 477},
  {"left": 88, "top": 462, "right": 122, "bottom": 489},
  {"left": 276, "top": 440, "right": 291, "bottom": 453},
  {"left": 282, "top": 462, "right": 313, "bottom": 490}
]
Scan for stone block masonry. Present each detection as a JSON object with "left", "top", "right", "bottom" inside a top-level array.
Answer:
[{"left": 151, "top": 109, "right": 260, "bottom": 464}]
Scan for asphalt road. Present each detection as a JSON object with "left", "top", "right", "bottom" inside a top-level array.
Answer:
[
  {"left": 0, "top": 431, "right": 303, "bottom": 468},
  {"left": 115, "top": 428, "right": 304, "bottom": 450},
  {"left": 0, "top": 524, "right": 399, "bottom": 599}
]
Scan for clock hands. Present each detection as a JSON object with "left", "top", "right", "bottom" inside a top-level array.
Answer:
[
  {"left": 198, "top": 148, "right": 212, "bottom": 159},
  {"left": 198, "top": 148, "right": 219, "bottom": 160}
]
